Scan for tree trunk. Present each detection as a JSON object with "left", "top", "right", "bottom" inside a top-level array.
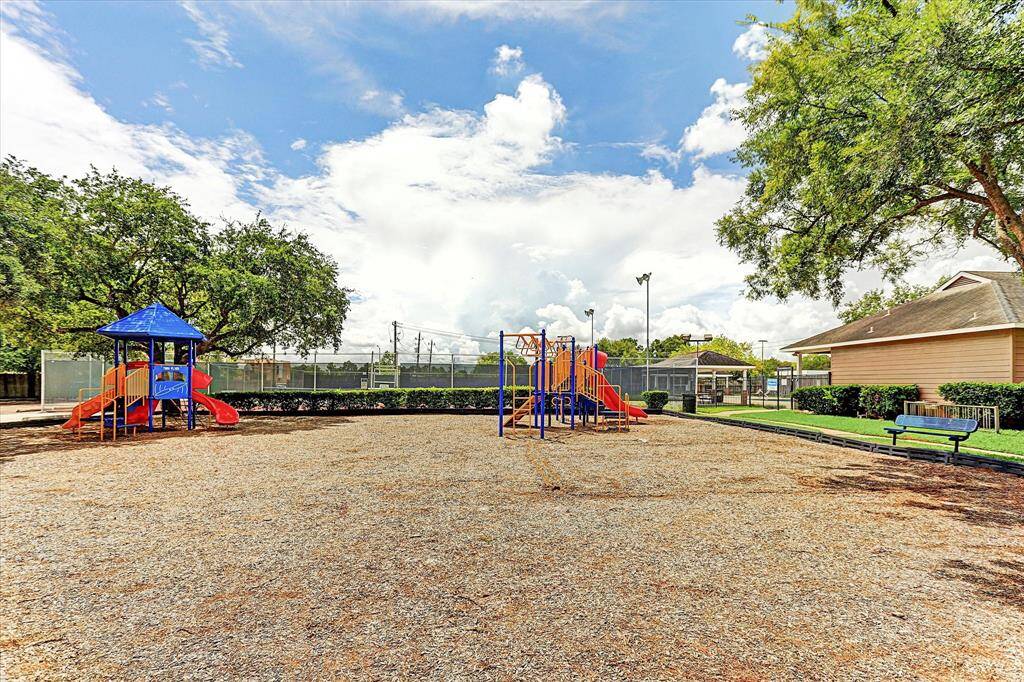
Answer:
[{"left": 965, "top": 157, "right": 1024, "bottom": 270}]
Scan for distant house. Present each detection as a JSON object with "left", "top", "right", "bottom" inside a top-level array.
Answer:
[{"left": 783, "top": 271, "right": 1023, "bottom": 401}]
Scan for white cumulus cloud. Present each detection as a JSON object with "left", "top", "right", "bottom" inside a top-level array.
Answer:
[
  {"left": 0, "top": 25, "right": 867, "bottom": 359},
  {"left": 680, "top": 78, "right": 748, "bottom": 159},
  {"left": 732, "top": 24, "right": 770, "bottom": 61},
  {"left": 290, "top": 138, "right": 308, "bottom": 151},
  {"left": 491, "top": 44, "right": 525, "bottom": 76}
]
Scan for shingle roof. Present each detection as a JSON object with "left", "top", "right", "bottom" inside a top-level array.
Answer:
[
  {"left": 97, "top": 302, "right": 206, "bottom": 341},
  {"left": 653, "top": 350, "right": 755, "bottom": 369},
  {"left": 782, "top": 271, "right": 1021, "bottom": 352}
]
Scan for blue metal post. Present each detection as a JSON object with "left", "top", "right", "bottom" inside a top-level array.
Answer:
[
  {"left": 148, "top": 338, "right": 155, "bottom": 432},
  {"left": 113, "top": 340, "right": 120, "bottom": 368},
  {"left": 532, "top": 360, "right": 540, "bottom": 425},
  {"left": 498, "top": 331, "right": 504, "bottom": 437},
  {"left": 187, "top": 340, "right": 194, "bottom": 430},
  {"left": 570, "top": 337, "right": 576, "bottom": 430},
  {"left": 540, "top": 329, "right": 546, "bottom": 439}
]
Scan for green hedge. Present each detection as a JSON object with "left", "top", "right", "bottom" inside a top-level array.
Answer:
[
  {"left": 939, "top": 382, "right": 1024, "bottom": 427},
  {"left": 793, "top": 384, "right": 920, "bottom": 419},
  {"left": 791, "top": 385, "right": 862, "bottom": 416},
  {"left": 639, "top": 390, "right": 669, "bottom": 410},
  {"left": 210, "top": 387, "right": 532, "bottom": 412},
  {"left": 859, "top": 385, "right": 919, "bottom": 419}
]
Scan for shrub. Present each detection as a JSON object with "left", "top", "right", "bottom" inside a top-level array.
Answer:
[
  {"left": 939, "top": 382, "right": 1024, "bottom": 428},
  {"left": 858, "top": 385, "right": 919, "bottom": 419},
  {"left": 791, "top": 385, "right": 861, "bottom": 416},
  {"left": 639, "top": 390, "right": 669, "bottom": 410}
]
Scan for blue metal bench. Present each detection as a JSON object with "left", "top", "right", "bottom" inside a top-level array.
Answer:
[{"left": 884, "top": 415, "right": 979, "bottom": 453}]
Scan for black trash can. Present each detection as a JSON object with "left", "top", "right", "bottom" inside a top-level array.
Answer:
[{"left": 677, "top": 394, "right": 696, "bottom": 413}]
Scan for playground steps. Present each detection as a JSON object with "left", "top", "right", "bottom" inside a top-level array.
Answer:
[
  {"left": 504, "top": 395, "right": 536, "bottom": 428},
  {"left": 594, "top": 409, "right": 629, "bottom": 432}
]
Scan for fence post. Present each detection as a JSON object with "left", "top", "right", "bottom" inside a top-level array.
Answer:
[
  {"left": 40, "top": 350, "right": 47, "bottom": 408},
  {"left": 313, "top": 351, "right": 318, "bottom": 392},
  {"left": 451, "top": 354, "right": 456, "bottom": 388}
]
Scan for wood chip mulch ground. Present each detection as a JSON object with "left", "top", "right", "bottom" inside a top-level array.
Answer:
[{"left": 2, "top": 414, "right": 1023, "bottom": 680}]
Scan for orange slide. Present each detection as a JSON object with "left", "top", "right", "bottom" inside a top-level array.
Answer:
[{"left": 62, "top": 393, "right": 111, "bottom": 429}]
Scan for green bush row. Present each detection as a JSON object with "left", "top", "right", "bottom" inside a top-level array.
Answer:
[
  {"left": 791, "top": 385, "right": 862, "bottom": 416},
  {"left": 210, "top": 387, "right": 533, "bottom": 412},
  {"left": 791, "top": 384, "right": 918, "bottom": 419},
  {"left": 939, "top": 382, "right": 1024, "bottom": 427},
  {"left": 639, "top": 390, "right": 669, "bottom": 410},
  {"left": 858, "top": 385, "right": 920, "bottom": 419}
]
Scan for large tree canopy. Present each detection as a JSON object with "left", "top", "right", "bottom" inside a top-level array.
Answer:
[
  {"left": 0, "top": 158, "right": 350, "bottom": 357},
  {"left": 718, "top": 0, "right": 1024, "bottom": 303}
]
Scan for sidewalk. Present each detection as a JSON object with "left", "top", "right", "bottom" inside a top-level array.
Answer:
[{"left": 1, "top": 401, "right": 74, "bottom": 426}]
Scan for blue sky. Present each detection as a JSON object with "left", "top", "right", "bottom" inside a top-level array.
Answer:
[
  {"left": 45, "top": 1, "right": 786, "bottom": 178},
  {"left": 1, "top": 1, "right": 999, "bottom": 356}
]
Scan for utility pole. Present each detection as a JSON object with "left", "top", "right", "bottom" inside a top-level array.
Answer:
[
  {"left": 392, "top": 321, "right": 399, "bottom": 388},
  {"left": 392, "top": 321, "right": 398, "bottom": 364},
  {"left": 415, "top": 332, "right": 422, "bottom": 368},
  {"left": 427, "top": 339, "right": 434, "bottom": 369}
]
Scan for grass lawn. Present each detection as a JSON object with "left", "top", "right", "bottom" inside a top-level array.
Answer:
[{"left": 727, "top": 410, "right": 1024, "bottom": 459}]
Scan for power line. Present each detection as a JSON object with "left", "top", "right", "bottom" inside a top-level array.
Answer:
[{"left": 396, "top": 322, "right": 500, "bottom": 344}]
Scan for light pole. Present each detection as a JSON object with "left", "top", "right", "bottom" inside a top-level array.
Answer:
[
  {"left": 693, "top": 333, "right": 713, "bottom": 404},
  {"left": 636, "top": 273, "right": 651, "bottom": 391},
  {"left": 758, "top": 339, "right": 768, "bottom": 407},
  {"left": 584, "top": 308, "right": 595, "bottom": 352}
]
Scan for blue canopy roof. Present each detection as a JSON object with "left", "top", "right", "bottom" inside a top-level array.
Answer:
[{"left": 97, "top": 302, "right": 206, "bottom": 342}]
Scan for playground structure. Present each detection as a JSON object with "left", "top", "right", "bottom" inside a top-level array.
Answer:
[
  {"left": 498, "top": 330, "right": 647, "bottom": 438},
  {"left": 62, "top": 303, "right": 239, "bottom": 441}
]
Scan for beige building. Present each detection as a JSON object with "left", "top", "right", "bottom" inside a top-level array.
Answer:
[{"left": 783, "top": 271, "right": 1023, "bottom": 401}]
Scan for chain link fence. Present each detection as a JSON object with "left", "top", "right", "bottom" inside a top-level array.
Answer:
[{"left": 40, "top": 351, "right": 713, "bottom": 408}]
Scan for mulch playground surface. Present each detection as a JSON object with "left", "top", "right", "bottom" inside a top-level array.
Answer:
[{"left": 2, "top": 415, "right": 1023, "bottom": 680}]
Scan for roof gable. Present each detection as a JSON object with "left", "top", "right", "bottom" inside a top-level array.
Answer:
[
  {"left": 97, "top": 303, "right": 206, "bottom": 341},
  {"left": 783, "top": 270, "right": 1022, "bottom": 352},
  {"left": 653, "top": 350, "right": 755, "bottom": 369}
]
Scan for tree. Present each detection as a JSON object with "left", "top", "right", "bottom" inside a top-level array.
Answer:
[
  {"left": 475, "top": 351, "right": 526, "bottom": 365},
  {"left": 673, "top": 336, "right": 754, "bottom": 362},
  {"left": 800, "top": 354, "right": 831, "bottom": 370},
  {"left": 838, "top": 282, "right": 933, "bottom": 323},
  {"left": 597, "top": 337, "right": 643, "bottom": 361},
  {"left": 718, "top": 0, "right": 1024, "bottom": 305},
  {"left": 648, "top": 334, "right": 694, "bottom": 358},
  {"left": 1, "top": 159, "right": 350, "bottom": 358}
]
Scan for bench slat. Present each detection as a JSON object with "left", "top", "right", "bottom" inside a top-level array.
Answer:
[{"left": 895, "top": 414, "right": 978, "bottom": 433}]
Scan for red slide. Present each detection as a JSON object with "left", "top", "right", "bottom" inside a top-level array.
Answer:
[
  {"left": 597, "top": 375, "right": 648, "bottom": 419},
  {"left": 125, "top": 399, "right": 158, "bottom": 425},
  {"left": 191, "top": 368, "right": 239, "bottom": 425},
  {"left": 590, "top": 349, "right": 647, "bottom": 419}
]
